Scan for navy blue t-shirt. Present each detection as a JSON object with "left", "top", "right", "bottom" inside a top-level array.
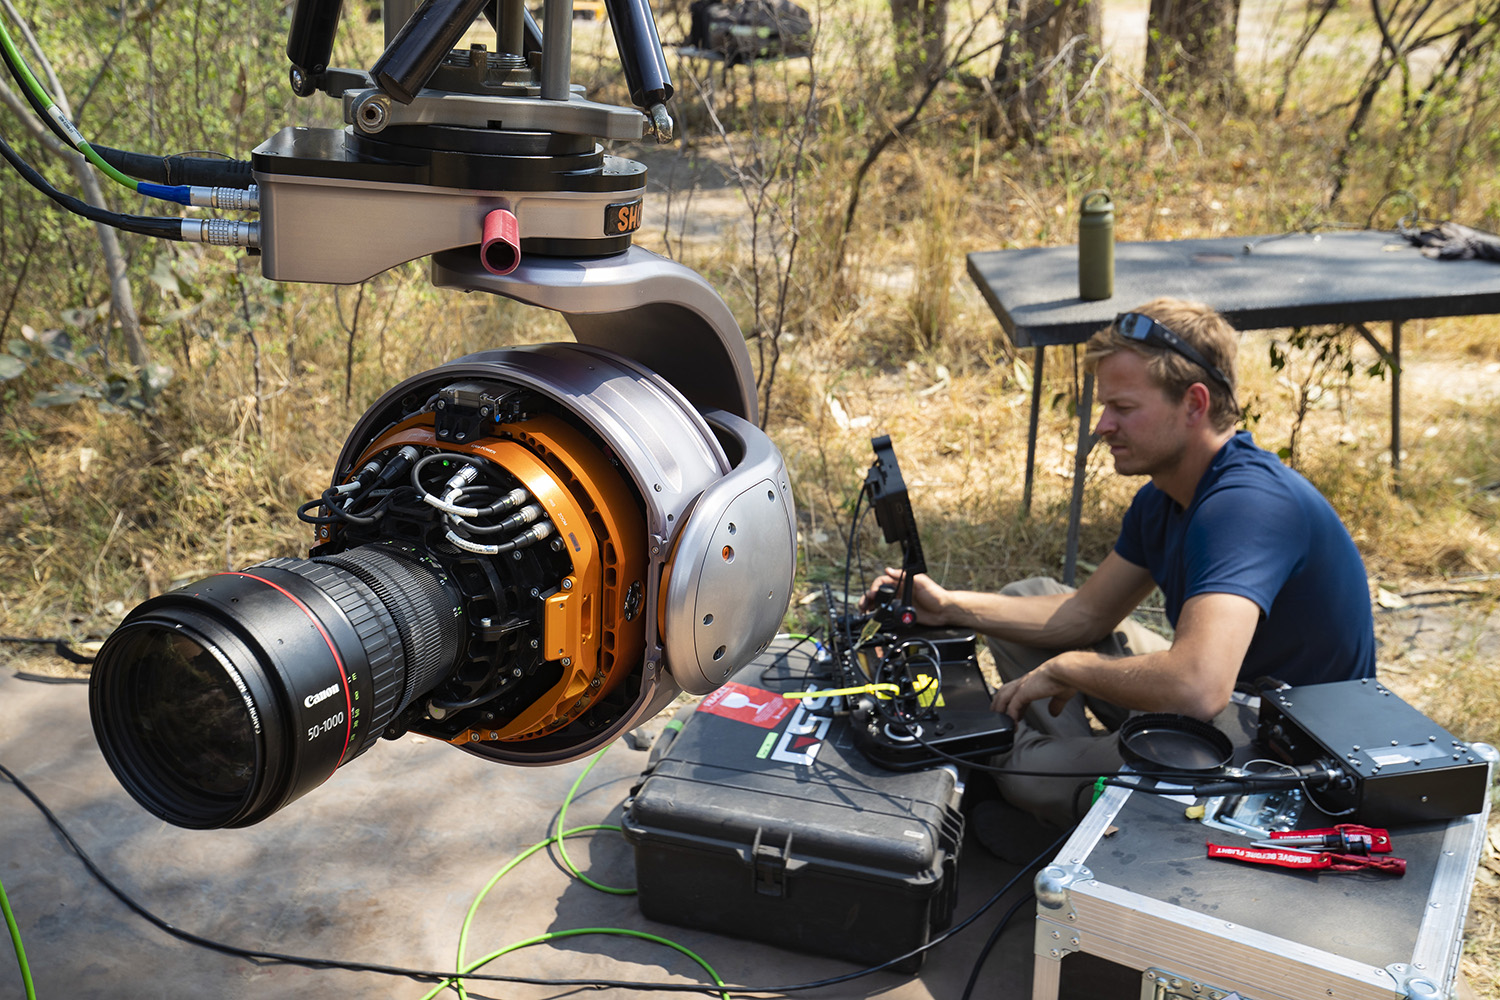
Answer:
[{"left": 1113, "top": 432, "right": 1376, "bottom": 687}]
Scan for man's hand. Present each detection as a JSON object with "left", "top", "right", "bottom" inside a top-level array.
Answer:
[
  {"left": 990, "top": 654, "right": 1081, "bottom": 721},
  {"left": 860, "top": 567, "right": 951, "bottom": 626},
  {"left": 992, "top": 592, "right": 1262, "bottom": 722}
]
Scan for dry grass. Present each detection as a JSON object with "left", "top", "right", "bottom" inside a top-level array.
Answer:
[{"left": 2, "top": 0, "right": 1499, "bottom": 990}]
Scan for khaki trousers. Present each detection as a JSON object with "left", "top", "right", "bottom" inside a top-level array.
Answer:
[{"left": 984, "top": 577, "right": 1171, "bottom": 828}]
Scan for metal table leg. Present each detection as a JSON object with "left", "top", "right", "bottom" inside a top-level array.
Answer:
[
  {"left": 1023, "top": 345, "right": 1045, "bottom": 515},
  {"left": 1390, "top": 318, "right": 1402, "bottom": 494},
  {"left": 1063, "top": 372, "right": 1094, "bottom": 586},
  {"left": 1352, "top": 320, "right": 1403, "bottom": 494}
]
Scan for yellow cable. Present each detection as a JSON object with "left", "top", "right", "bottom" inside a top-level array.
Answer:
[{"left": 780, "top": 674, "right": 934, "bottom": 701}]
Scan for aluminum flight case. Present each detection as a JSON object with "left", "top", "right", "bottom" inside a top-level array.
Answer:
[
  {"left": 620, "top": 640, "right": 967, "bottom": 972},
  {"left": 1030, "top": 749, "right": 1496, "bottom": 1000}
]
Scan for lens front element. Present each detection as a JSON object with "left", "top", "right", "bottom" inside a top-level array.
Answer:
[{"left": 111, "top": 625, "right": 257, "bottom": 801}]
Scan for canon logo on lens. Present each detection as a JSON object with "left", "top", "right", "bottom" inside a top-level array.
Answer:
[{"left": 303, "top": 683, "right": 342, "bottom": 709}]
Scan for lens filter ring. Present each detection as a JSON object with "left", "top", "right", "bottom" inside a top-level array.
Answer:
[{"left": 89, "top": 609, "right": 278, "bottom": 829}]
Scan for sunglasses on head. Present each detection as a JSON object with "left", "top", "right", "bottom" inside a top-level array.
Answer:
[{"left": 1114, "top": 312, "right": 1234, "bottom": 395}]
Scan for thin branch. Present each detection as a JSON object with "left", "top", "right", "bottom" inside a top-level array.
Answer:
[
  {"left": 1110, "top": 63, "right": 1204, "bottom": 159},
  {"left": 0, "top": 0, "right": 68, "bottom": 113},
  {"left": 235, "top": 260, "right": 264, "bottom": 438},
  {"left": 0, "top": 76, "right": 69, "bottom": 152},
  {"left": 76, "top": 0, "right": 168, "bottom": 119},
  {"left": 0, "top": 227, "right": 42, "bottom": 342},
  {"left": 335, "top": 283, "right": 367, "bottom": 407}
]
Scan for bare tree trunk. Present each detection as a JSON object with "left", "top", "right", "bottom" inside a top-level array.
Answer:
[
  {"left": 991, "top": 0, "right": 1101, "bottom": 140},
  {"left": 82, "top": 174, "right": 149, "bottom": 370},
  {"left": 1143, "top": 0, "right": 1241, "bottom": 104},
  {"left": 0, "top": 1, "right": 150, "bottom": 370},
  {"left": 890, "top": 0, "right": 950, "bottom": 86}
]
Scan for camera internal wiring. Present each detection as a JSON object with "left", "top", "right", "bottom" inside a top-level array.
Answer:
[{"left": 295, "top": 444, "right": 561, "bottom": 563}]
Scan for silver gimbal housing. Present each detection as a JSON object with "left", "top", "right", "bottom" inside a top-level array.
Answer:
[{"left": 88, "top": 0, "right": 795, "bottom": 828}]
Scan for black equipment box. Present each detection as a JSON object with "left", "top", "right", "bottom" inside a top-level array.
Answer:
[
  {"left": 621, "top": 641, "right": 965, "bottom": 971},
  {"left": 1258, "top": 678, "right": 1489, "bottom": 826}
]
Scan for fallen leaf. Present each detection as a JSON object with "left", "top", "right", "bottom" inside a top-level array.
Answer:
[{"left": 1376, "top": 587, "right": 1410, "bottom": 609}]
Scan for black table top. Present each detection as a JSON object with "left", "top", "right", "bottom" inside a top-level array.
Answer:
[{"left": 967, "top": 229, "right": 1500, "bottom": 347}]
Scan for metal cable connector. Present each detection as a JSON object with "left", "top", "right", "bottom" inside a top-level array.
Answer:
[
  {"left": 180, "top": 218, "right": 260, "bottom": 247},
  {"left": 188, "top": 184, "right": 260, "bottom": 212}
]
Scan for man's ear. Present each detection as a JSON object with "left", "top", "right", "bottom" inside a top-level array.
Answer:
[{"left": 1183, "top": 382, "right": 1213, "bottom": 425}]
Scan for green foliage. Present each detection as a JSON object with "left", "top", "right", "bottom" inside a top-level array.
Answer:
[{"left": 4, "top": 322, "right": 172, "bottom": 414}]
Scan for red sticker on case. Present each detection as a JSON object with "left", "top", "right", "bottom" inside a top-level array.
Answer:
[{"left": 697, "top": 681, "right": 793, "bottom": 729}]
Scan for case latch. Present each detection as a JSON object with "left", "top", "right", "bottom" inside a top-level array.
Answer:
[
  {"left": 1140, "top": 967, "right": 1247, "bottom": 1000},
  {"left": 751, "top": 828, "right": 792, "bottom": 897}
]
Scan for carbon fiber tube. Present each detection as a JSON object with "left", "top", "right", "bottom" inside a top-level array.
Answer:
[
  {"left": 371, "top": 0, "right": 493, "bottom": 104},
  {"left": 478, "top": 3, "right": 544, "bottom": 59},
  {"left": 604, "top": 0, "right": 672, "bottom": 109},
  {"left": 287, "top": 0, "right": 346, "bottom": 94}
]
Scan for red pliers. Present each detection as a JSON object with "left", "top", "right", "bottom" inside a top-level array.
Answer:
[
  {"left": 1208, "top": 824, "right": 1404, "bottom": 876},
  {"left": 1250, "top": 823, "right": 1392, "bottom": 855}
]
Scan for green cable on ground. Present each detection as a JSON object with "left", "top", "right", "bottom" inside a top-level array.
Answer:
[
  {"left": 452, "top": 928, "right": 730, "bottom": 1000},
  {"left": 430, "top": 746, "right": 728, "bottom": 1000},
  {"left": 775, "top": 631, "right": 820, "bottom": 646},
  {"left": 553, "top": 747, "right": 635, "bottom": 895},
  {"left": 0, "top": 871, "right": 38, "bottom": 1000},
  {"left": 0, "top": 12, "right": 140, "bottom": 192},
  {"left": 446, "top": 823, "right": 618, "bottom": 1000}
]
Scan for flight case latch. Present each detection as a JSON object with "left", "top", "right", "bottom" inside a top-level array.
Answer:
[
  {"left": 1141, "top": 966, "right": 1248, "bottom": 1000},
  {"left": 751, "top": 828, "right": 793, "bottom": 897}
]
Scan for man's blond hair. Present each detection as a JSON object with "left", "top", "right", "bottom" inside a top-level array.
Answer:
[{"left": 1084, "top": 298, "right": 1240, "bottom": 432}]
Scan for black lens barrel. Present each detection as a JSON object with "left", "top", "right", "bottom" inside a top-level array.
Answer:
[
  {"left": 313, "top": 546, "right": 462, "bottom": 707},
  {"left": 90, "top": 544, "right": 464, "bottom": 829}
]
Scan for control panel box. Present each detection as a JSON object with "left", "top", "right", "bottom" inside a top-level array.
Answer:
[{"left": 1259, "top": 679, "right": 1488, "bottom": 826}]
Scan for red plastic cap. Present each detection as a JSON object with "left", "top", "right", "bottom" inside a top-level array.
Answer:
[{"left": 481, "top": 208, "right": 521, "bottom": 275}]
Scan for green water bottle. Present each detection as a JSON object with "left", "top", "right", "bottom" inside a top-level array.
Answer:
[{"left": 1078, "top": 189, "right": 1114, "bottom": 301}]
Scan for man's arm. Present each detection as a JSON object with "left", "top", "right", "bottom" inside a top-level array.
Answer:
[
  {"left": 863, "top": 551, "right": 1157, "bottom": 648},
  {"left": 990, "top": 591, "right": 1261, "bottom": 722}
]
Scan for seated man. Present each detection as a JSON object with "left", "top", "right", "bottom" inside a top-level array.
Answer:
[{"left": 864, "top": 298, "right": 1376, "bottom": 833}]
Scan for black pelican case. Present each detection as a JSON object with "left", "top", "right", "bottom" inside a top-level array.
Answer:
[{"left": 620, "top": 641, "right": 966, "bottom": 971}]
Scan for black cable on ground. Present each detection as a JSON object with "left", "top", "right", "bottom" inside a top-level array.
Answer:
[
  {"left": 0, "top": 637, "right": 95, "bottom": 665},
  {"left": 960, "top": 892, "right": 1035, "bottom": 1000},
  {"left": 0, "top": 758, "right": 1068, "bottom": 996}
]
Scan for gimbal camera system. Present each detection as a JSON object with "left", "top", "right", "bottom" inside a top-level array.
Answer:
[{"left": 1, "top": 0, "right": 798, "bottom": 828}]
